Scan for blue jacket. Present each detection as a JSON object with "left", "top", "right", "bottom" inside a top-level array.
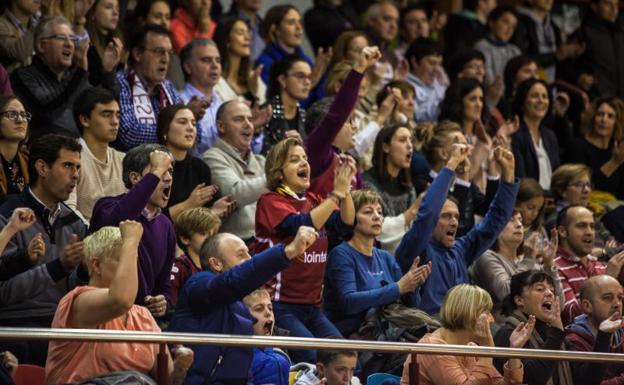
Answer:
[
  {"left": 395, "top": 168, "right": 519, "bottom": 314},
  {"left": 169, "top": 244, "right": 291, "bottom": 385},
  {"left": 324, "top": 242, "right": 419, "bottom": 336},
  {"left": 255, "top": 43, "right": 325, "bottom": 107},
  {"left": 251, "top": 347, "right": 290, "bottom": 385}
]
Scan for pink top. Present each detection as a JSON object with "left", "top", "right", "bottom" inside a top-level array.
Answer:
[
  {"left": 170, "top": 7, "right": 216, "bottom": 54},
  {"left": 401, "top": 332, "right": 523, "bottom": 385},
  {"left": 45, "top": 286, "right": 160, "bottom": 384}
]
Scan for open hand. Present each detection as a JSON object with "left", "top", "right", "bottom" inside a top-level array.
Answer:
[
  {"left": 27, "top": 233, "right": 46, "bottom": 264},
  {"left": 509, "top": 314, "right": 536, "bottom": 348}
]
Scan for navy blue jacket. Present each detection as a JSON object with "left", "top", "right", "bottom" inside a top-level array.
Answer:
[
  {"left": 511, "top": 122, "right": 560, "bottom": 182},
  {"left": 395, "top": 168, "right": 519, "bottom": 314},
  {"left": 169, "top": 244, "right": 291, "bottom": 385}
]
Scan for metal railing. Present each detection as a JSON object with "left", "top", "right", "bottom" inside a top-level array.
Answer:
[{"left": 2, "top": 327, "right": 623, "bottom": 385}]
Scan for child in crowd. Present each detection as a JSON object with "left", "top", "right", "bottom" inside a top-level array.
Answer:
[
  {"left": 243, "top": 289, "right": 291, "bottom": 385},
  {"left": 171, "top": 207, "right": 221, "bottom": 306},
  {"left": 293, "top": 350, "right": 360, "bottom": 385},
  {"left": 514, "top": 178, "right": 547, "bottom": 240}
]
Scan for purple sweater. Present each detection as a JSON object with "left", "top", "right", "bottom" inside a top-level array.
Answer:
[
  {"left": 305, "top": 69, "right": 363, "bottom": 179},
  {"left": 89, "top": 173, "right": 176, "bottom": 308}
]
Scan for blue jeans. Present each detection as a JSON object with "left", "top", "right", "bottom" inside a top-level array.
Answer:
[{"left": 272, "top": 302, "right": 343, "bottom": 363}]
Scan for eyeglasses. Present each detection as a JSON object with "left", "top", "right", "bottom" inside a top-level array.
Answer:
[
  {"left": 40, "top": 34, "right": 80, "bottom": 43},
  {"left": 288, "top": 71, "right": 312, "bottom": 81},
  {"left": 143, "top": 47, "right": 175, "bottom": 57},
  {"left": 1, "top": 110, "right": 32, "bottom": 122},
  {"left": 568, "top": 181, "right": 592, "bottom": 190}
]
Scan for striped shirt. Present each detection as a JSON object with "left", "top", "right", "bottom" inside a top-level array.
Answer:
[{"left": 554, "top": 248, "right": 606, "bottom": 325}]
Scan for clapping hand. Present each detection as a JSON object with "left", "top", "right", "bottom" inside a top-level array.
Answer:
[{"left": 509, "top": 314, "right": 536, "bottom": 348}]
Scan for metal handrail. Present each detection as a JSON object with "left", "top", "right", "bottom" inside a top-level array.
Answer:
[{"left": 1, "top": 327, "right": 623, "bottom": 363}]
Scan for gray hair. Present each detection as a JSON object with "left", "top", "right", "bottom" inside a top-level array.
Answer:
[
  {"left": 34, "top": 16, "right": 73, "bottom": 54},
  {"left": 122, "top": 143, "right": 171, "bottom": 188},
  {"left": 365, "top": 0, "right": 397, "bottom": 25},
  {"left": 179, "top": 38, "right": 218, "bottom": 81}
]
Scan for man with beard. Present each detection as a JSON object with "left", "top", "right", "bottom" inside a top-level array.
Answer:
[
  {"left": 0, "top": 134, "right": 85, "bottom": 365},
  {"left": 553, "top": 205, "right": 624, "bottom": 324},
  {"left": 90, "top": 144, "right": 175, "bottom": 320},
  {"left": 566, "top": 275, "right": 624, "bottom": 384}
]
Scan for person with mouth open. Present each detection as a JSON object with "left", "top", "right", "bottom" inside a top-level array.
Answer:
[
  {"left": 169, "top": 225, "right": 320, "bottom": 385},
  {"left": 565, "top": 275, "right": 624, "bottom": 385},
  {"left": 494, "top": 269, "right": 622, "bottom": 385},
  {"left": 251, "top": 137, "right": 356, "bottom": 364},
  {"left": 90, "top": 144, "right": 177, "bottom": 321},
  {"left": 243, "top": 288, "right": 291, "bottom": 385},
  {"left": 395, "top": 143, "right": 519, "bottom": 315},
  {"left": 552, "top": 204, "right": 624, "bottom": 325}
]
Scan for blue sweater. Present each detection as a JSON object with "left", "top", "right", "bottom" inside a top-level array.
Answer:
[
  {"left": 168, "top": 244, "right": 291, "bottom": 385},
  {"left": 395, "top": 168, "right": 519, "bottom": 314},
  {"left": 324, "top": 242, "right": 419, "bottom": 336}
]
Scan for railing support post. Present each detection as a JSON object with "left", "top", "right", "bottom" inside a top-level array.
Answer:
[
  {"left": 409, "top": 352, "right": 419, "bottom": 385},
  {"left": 157, "top": 343, "right": 170, "bottom": 385}
]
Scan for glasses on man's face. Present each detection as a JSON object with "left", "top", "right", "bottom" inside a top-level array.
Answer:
[
  {"left": 569, "top": 181, "right": 592, "bottom": 190},
  {"left": 41, "top": 34, "right": 80, "bottom": 44},
  {"left": 288, "top": 71, "right": 312, "bottom": 82},
  {"left": 1, "top": 110, "right": 32, "bottom": 122},
  {"left": 143, "top": 47, "right": 174, "bottom": 57}
]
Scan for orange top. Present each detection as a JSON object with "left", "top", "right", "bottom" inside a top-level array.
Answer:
[
  {"left": 170, "top": 7, "right": 216, "bottom": 54},
  {"left": 401, "top": 332, "right": 523, "bottom": 385},
  {"left": 45, "top": 286, "right": 160, "bottom": 384}
]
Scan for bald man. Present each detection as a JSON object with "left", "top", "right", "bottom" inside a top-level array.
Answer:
[{"left": 565, "top": 275, "right": 624, "bottom": 385}]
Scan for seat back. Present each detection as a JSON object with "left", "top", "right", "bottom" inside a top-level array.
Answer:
[{"left": 13, "top": 364, "right": 46, "bottom": 385}]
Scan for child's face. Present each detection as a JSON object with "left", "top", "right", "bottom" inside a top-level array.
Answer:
[
  {"left": 491, "top": 12, "right": 517, "bottom": 42},
  {"left": 186, "top": 229, "right": 215, "bottom": 255},
  {"left": 244, "top": 294, "right": 275, "bottom": 336}
]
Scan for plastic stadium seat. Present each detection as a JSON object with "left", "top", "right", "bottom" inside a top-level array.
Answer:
[{"left": 13, "top": 364, "right": 46, "bottom": 385}]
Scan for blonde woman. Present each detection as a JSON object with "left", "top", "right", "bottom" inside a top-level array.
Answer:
[
  {"left": 45, "top": 221, "right": 193, "bottom": 385},
  {"left": 401, "top": 284, "right": 532, "bottom": 385}
]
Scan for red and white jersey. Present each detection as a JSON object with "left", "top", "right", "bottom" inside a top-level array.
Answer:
[{"left": 252, "top": 191, "right": 328, "bottom": 306}]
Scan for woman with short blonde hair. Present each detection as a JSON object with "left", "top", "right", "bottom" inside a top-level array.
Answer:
[{"left": 401, "top": 284, "right": 531, "bottom": 385}]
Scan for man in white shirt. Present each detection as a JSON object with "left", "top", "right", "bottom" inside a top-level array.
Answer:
[
  {"left": 66, "top": 87, "right": 126, "bottom": 223},
  {"left": 179, "top": 38, "right": 223, "bottom": 156}
]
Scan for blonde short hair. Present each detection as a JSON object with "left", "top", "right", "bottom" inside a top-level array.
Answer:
[
  {"left": 83, "top": 226, "right": 123, "bottom": 274},
  {"left": 351, "top": 190, "right": 382, "bottom": 213},
  {"left": 439, "top": 284, "right": 493, "bottom": 331},
  {"left": 174, "top": 207, "right": 221, "bottom": 239},
  {"left": 243, "top": 288, "right": 271, "bottom": 306}
]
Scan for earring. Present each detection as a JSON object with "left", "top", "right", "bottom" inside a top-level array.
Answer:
[{"left": 163, "top": 135, "right": 167, "bottom": 141}]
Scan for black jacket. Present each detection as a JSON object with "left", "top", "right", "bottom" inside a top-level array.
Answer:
[
  {"left": 511, "top": 121, "right": 560, "bottom": 184},
  {"left": 580, "top": 10, "right": 624, "bottom": 99},
  {"left": 10, "top": 56, "right": 118, "bottom": 141}
]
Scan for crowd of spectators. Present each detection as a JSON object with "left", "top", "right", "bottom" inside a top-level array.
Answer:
[{"left": 2, "top": 0, "right": 624, "bottom": 384}]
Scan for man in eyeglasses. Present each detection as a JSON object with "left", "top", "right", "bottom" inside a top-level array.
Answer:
[
  {"left": 10, "top": 16, "right": 120, "bottom": 141},
  {"left": 115, "top": 24, "right": 206, "bottom": 151}
]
